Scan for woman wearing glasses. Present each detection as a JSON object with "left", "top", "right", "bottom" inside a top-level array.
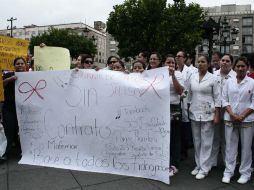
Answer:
[
  {"left": 105, "top": 56, "right": 119, "bottom": 70},
  {"left": 80, "top": 54, "right": 94, "bottom": 69},
  {"left": 147, "top": 52, "right": 163, "bottom": 70}
]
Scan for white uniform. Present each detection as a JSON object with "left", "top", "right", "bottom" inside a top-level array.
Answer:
[
  {"left": 188, "top": 72, "right": 220, "bottom": 175},
  {"left": 180, "top": 65, "right": 197, "bottom": 122},
  {"left": 170, "top": 71, "right": 184, "bottom": 104},
  {"left": 210, "top": 69, "right": 236, "bottom": 166},
  {"left": 222, "top": 76, "right": 254, "bottom": 179}
]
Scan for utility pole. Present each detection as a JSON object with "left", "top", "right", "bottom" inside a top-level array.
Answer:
[{"left": 7, "top": 17, "right": 17, "bottom": 37}]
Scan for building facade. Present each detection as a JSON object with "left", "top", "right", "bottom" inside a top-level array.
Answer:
[
  {"left": 203, "top": 4, "right": 254, "bottom": 56},
  {"left": 0, "top": 22, "right": 107, "bottom": 65}
]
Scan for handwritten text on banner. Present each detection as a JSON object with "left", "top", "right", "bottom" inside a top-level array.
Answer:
[{"left": 15, "top": 68, "right": 170, "bottom": 184}]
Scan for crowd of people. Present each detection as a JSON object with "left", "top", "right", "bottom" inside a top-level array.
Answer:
[{"left": 1, "top": 48, "right": 254, "bottom": 185}]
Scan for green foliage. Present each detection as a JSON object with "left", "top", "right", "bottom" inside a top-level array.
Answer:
[
  {"left": 29, "top": 27, "right": 97, "bottom": 58},
  {"left": 107, "top": 0, "right": 206, "bottom": 58}
]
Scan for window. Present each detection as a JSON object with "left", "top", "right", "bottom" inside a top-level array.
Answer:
[
  {"left": 110, "top": 40, "right": 116, "bottom": 45},
  {"left": 220, "top": 45, "right": 230, "bottom": 54},
  {"left": 242, "top": 45, "right": 253, "bottom": 53},
  {"left": 232, "top": 49, "right": 239, "bottom": 55},
  {"left": 242, "top": 36, "right": 253, "bottom": 44},
  {"left": 233, "top": 45, "right": 239, "bottom": 50},
  {"left": 242, "top": 27, "right": 253, "bottom": 35},
  {"left": 233, "top": 19, "right": 239, "bottom": 22},
  {"left": 242, "top": 17, "right": 253, "bottom": 26},
  {"left": 38, "top": 30, "right": 45, "bottom": 35}
]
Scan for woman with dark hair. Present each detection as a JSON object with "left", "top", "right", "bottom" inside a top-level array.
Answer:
[
  {"left": 163, "top": 54, "right": 184, "bottom": 176},
  {"left": 105, "top": 56, "right": 119, "bottom": 70},
  {"left": 211, "top": 51, "right": 222, "bottom": 71},
  {"left": 147, "top": 52, "right": 163, "bottom": 70},
  {"left": 188, "top": 54, "right": 220, "bottom": 180},
  {"left": 222, "top": 56, "right": 254, "bottom": 184},
  {"left": 211, "top": 53, "right": 236, "bottom": 168},
  {"left": 132, "top": 60, "right": 146, "bottom": 73},
  {"left": 137, "top": 51, "right": 149, "bottom": 69},
  {"left": 80, "top": 54, "right": 94, "bottom": 69},
  {"left": 0, "top": 57, "right": 27, "bottom": 163},
  {"left": 112, "top": 60, "right": 125, "bottom": 72}
]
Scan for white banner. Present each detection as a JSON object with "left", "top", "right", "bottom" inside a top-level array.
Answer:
[{"left": 15, "top": 68, "right": 170, "bottom": 184}]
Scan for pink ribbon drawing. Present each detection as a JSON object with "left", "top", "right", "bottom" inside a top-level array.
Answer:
[
  {"left": 140, "top": 74, "right": 164, "bottom": 99},
  {"left": 18, "top": 80, "right": 47, "bottom": 102}
]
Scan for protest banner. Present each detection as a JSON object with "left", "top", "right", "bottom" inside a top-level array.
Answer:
[
  {"left": 0, "top": 36, "right": 29, "bottom": 101},
  {"left": 15, "top": 68, "right": 170, "bottom": 184},
  {"left": 0, "top": 71, "right": 3, "bottom": 101},
  {"left": 34, "top": 46, "right": 70, "bottom": 71},
  {"left": 0, "top": 36, "right": 29, "bottom": 71}
]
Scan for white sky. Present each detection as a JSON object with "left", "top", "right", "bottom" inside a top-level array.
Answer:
[{"left": 0, "top": 0, "right": 253, "bottom": 30}]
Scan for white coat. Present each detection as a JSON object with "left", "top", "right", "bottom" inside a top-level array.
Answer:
[{"left": 188, "top": 72, "right": 220, "bottom": 121}]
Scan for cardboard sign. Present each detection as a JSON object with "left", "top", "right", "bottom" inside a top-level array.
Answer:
[
  {"left": 0, "top": 36, "right": 29, "bottom": 71},
  {"left": 34, "top": 46, "right": 70, "bottom": 71}
]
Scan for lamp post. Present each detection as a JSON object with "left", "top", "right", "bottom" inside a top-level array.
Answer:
[
  {"left": 214, "top": 16, "right": 239, "bottom": 54},
  {"left": 7, "top": 17, "right": 17, "bottom": 37}
]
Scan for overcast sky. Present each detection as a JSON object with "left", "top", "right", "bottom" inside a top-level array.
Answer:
[{"left": 0, "top": 0, "right": 253, "bottom": 30}]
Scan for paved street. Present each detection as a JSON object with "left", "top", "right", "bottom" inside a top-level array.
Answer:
[{"left": 0, "top": 148, "right": 253, "bottom": 190}]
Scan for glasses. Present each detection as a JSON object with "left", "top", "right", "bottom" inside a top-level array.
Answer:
[
  {"left": 84, "top": 60, "right": 93, "bottom": 64},
  {"left": 175, "top": 55, "right": 184, "bottom": 58},
  {"left": 109, "top": 60, "right": 118, "bottom": 64}
]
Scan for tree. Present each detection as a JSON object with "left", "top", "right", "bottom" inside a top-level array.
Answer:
[
  {"left": 107, "top": 0, "right": 206, "bottom": 58},
  {"left": 29, "top": 27, "right": 97, "bottom": 58}
]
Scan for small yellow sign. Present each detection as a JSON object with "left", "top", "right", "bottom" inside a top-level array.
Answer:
[
  {"left": 0, "top": 35, "right": 29, "bottom": 71},
  {"left": 34, "top": 46, "right": 70, "bottom": 71},
  {"left": 0, "top": 36, "right": 28, "bottom": 101}
]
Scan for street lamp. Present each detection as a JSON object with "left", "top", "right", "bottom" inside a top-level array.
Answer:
[
  {"left": 7, "top": 17, "right": 17, "bottom": 37},
  {"left": 214, "top": 16, "right": 239, "bottom": 54}
]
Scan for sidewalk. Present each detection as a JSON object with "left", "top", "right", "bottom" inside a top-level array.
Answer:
[{"left": 0, "top": 148, "right": 253, "bottom": 190}]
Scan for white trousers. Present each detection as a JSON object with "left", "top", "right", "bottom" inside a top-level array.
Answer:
[
  {"left": 191, "top": 120, "right": 214, "bottom": 174},
  {"left": 210, "top": 121, "right": 225, "bottom": 166},
  {"left": 224, "top": 124, "right": 253, "bottom": 178}
]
